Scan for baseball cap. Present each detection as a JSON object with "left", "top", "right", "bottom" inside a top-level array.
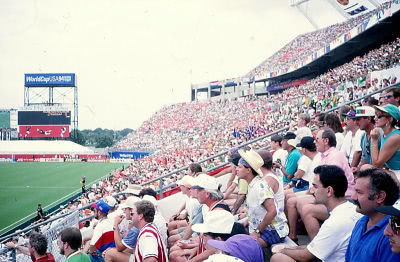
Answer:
[
  {"left": 191, "top": 173, "right": 220, "bottom": 191},
  {"left": 176, "top": 175, "right": 195, "bottom": 188},
  {"left": 104, "top": 196, "right": 117, "bottom": 208},
  {"left": 355, "top": 106, "right": 375, "bottom": 117},
  {"left": 238, "top": 149, "right": 263, "bottom": 176},
  {"left": 142, "top": 195, "right": 158, "bottom": 207},
  {"left": 119, "top": 196, "right": 140, "bottom": 209},
  {"left": 344, "top": 110, "right": 357, "bottom": 119},
  {"left": 207, "top": 234, "right": 264, "bottom": 262},
  {"left": 192, "top": 210, "right": 234, "bottom": 234},
  {"left": 375, "top": 104, "right": 400, "bottom": 120},
  {"left": 296, "top": 136, "right": 316, "bottom": 150},
  {"left": 375, "top": 199, "right": 400, "bottom": 217},
  {"left": 95, "top": 200, "right": 110, "bottom": 214},
  {"left": 283, "top": 132, "right": 296, "bottom": 140}
]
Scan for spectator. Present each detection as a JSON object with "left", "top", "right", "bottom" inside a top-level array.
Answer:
[
  {"left": 271, "top": 165, "right": 362, "bottom": 262},
  {"left": 324, "top": 113, "right": 344, "bottom": 149},
  {"left": 345, "top": 168, "right": 400, "bottom": 261},
  {"left": 370, "top": 104, "right": 400, "bottom": 181},
  {"left": 6, "top": 232, "right": 55, "bottom": 262},
  {"left": 58, "top": 227, "right": 91, "bottom": 262},
  {"left": 273, "top": 132, "right": 301, "bottom": 185},
  {"left": 375, "top": 199, "right": 400, "bottom": 254},
  {"left": 383, "top": 87, "right": 400, "bottom": 108},
  {"left": 297, "top": 128, "right": 354, "bottom": 240},
  {"left": 354, "top": 106, "right": 379, "bottom": 172},
  {"left": 86, "top": 200, "right": 115, "bottom": 262},
  {"left": 104, "top": 197, "right": 140, "bottom": 262},
  {"left": 130, "top": 200, "right": 168, "bottom": 262},
  {"left": 341, "top": 109, "right": 364, "bottom": 168},
  {"left": 237, "top": 149, "right": 289, "bottom": 248}
]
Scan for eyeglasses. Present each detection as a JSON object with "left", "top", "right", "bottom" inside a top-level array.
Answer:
[{"left": 390, "top": 216, "right": 400, "bottom": 235}]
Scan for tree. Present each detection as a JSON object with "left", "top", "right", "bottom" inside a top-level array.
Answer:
[
  {"left": 70, "top": 129, "right": 86, "bottom": 145},
  {"left": 95, "top": 135, "right": 113, "bottom": 148}
]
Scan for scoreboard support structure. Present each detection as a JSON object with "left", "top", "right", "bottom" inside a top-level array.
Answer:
[{"left": 24, "top": 73, "right": 78, "bottom": 138}]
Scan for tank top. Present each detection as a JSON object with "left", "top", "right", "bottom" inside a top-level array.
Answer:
[
  {"left": 380, "top": 129, "right": 400, "bottom": 170},
  {"left": 265, "top": 173, "right": 285, "bottom": 214}
]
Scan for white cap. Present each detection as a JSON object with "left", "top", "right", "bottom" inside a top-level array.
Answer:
[
  {"left": 177, "top": 175, "right": 195, "bottom": 188},
  {"left": 120, "top": 196, "right": 140, "bottom": 209},
  {"left": 123, "top": 184, "right": 142, "bottom": 196},
  {"left": 192, "top": 173, "right": 219, "bottom": 191},
  {"left": 104, "top": 196, "right": 117, "bottom": 208},
  {"left": 192, "top": 210, "right": 234, "bottom": 234}
]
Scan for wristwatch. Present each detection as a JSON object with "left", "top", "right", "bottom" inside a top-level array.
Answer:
[{"left": 255, "top": 229, "right": 261, "bottom": 234}]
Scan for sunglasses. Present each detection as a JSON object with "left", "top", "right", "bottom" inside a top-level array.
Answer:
[
  {"left": 390, "top": 216, "right": 400, "bottom": 235},
  {"left": 376, "top": 114, "right": 388, "bottom": 119},
  {"left": 385, "top": 95, "right": 393, "bottom": 99}
]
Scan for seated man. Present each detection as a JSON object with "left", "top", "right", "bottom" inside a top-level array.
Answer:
[
  {"left": 271, "top": 165, "right": 362, "bottom": 262},
  {"left": 237, "top": 149, "right": 288, "bottom": 248},
  {"left": 345, "top": 168, "right": 400, "bottom": 261},
  {"left": 376, "top": 199, "right": 400, "bottom": 254},
  {"left": 104, "top": 197, "right": 140, "bottom": 262},
  {"left": 6, "top": 232, "right": 55, "bottom": 262}
]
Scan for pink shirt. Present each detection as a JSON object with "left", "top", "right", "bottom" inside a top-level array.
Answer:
[{"left": 321, "top": 147, "right": 355, "bottom": 196}]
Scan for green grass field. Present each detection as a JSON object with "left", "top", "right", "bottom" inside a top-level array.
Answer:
[{"left": 0, "top": 162, "right": 124, "bottom": 234}]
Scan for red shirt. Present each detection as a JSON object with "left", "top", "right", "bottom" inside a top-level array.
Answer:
[{"left": 31, "top": 253, "right": 56, "bottom": 262}]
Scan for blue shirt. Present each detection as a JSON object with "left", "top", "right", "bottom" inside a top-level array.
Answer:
[
  {"left": 122, "top": 226, "right": 139, "bottom": 249},
  {"left": 360, "top": 132, "right": 381, "bottom": 164},
  {"left": 284, "top": 148, "right": 301, "bottom": 183},
  {"left": 345, "top": 215, "right": 400, "bottom": 262}
]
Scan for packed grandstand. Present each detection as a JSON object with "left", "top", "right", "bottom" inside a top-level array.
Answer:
[{"left": 1, "top": 1, "right": 400, "bottom": 262}]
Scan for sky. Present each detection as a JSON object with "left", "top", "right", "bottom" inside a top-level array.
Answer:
[{"left": 0, "top": 0, "right": 344, "bottom": 130}]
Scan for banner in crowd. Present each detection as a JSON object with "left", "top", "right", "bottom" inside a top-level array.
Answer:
[
  {"left": 370, "top": 65, "right": 400, "bottom": 84},
  {"left": 334, "top": 0, "right": 376, "bottom": 18},
  {"left": 110, "top": 151, "right": 150, "bottom": 159},
  {"left": 19, "top": 125, "right": 69, "bottom": 138}
]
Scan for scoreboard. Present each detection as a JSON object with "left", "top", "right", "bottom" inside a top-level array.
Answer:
[{"left": 18, "top": 111, "right": 71, "bottom": 125}]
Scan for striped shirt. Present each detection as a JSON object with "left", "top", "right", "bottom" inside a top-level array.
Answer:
[{"left": 133, "top": 223, "right": 168, "bottom": 262}]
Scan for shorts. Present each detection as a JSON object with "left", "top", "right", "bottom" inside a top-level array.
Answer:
[
  {"left": 260, "top": 228, "right": 285, "bottom": 246},
  {"left": 292, "top": 178, "right": 309, "bottom": 193}
]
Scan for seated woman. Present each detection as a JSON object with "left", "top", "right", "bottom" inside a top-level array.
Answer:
[{"left": 370, "top": 104, "right": 400, "bottom": 183}]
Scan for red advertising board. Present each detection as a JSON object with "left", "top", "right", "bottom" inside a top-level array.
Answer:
[{"left": 19, "top": 125, "right": 69, "bottom": 138}]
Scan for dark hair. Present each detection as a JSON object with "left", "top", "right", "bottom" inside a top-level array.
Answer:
[
  {"left": 60, "top": 227, "right": 82, "bottom": 250},
  {"left": 321, "top": 128, "right": 337, "bottom": 147},
  {"left": 324, "top": 113, "right": 344, "bottom": 133},
  {"left": 206, "top": 222, "right": 248, "bottom": 241},
  {"left": 271, "top": 135, "right": 283, "bottom": 146},
  {"left": 29, "top": 233, "right": 48, "bottom": 256},
  {"left": 257, "top": 150, "right": 272, "bottom": 169},
  {"left": 356, "top": 168, "right": 399, "bottom": 206},
  {"left": 189, "top": 163, "right": 202, "bottom": 174},
  {"left": 139, "top": 188, "right": 157, "bottom": 199},
  {"left": 135, "top": 200, "right": 155, "bottom": 223},
  {"left": 314, "top": 165, "right": 348, "bottom": 198},
  {"left": 388, "top": 87, "right": 400, "bottom": 99},
  {"left": 367, "top": 96, "right": 379, "bottom": 106}
]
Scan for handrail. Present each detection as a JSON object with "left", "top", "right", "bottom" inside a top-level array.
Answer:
[{"left": 1, "top": 82, "right": 397, "bottom": 243}]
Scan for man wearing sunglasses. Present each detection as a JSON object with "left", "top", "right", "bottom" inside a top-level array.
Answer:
[
  {"left": 383, "top": 87, "right": 400, "bottom": 109},
  {"left": 376, "top": 199, "right": 400, "bottom": 254}
]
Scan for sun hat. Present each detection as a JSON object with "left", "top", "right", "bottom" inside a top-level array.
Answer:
[
  {"left": 176, "top": 175, "right": 195, "bottom": 188},
  {"left": 238, "top": 149, "right": 263, "bottom": 176},
  {"left": 123, "top": 184, "right": 142, "bottom": 196},
  {"left": 119, "top": 196, "right": 140, "bottom": 209}
]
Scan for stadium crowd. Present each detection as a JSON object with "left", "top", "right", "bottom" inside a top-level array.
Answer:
[
  {"left": 2, "top": 3, "right": 400, "bottom": 262},
  {"left": 247, "top": 1, "right": 394, "bottom": 79}
]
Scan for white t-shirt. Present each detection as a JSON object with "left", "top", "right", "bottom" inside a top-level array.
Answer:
[
  {"left": 297, "top": 153, "right": 321, "bottom": 183},
  {"left": 340, "top": 129, "right": 364, "bottom": 166},
  {"left": 273, "top": 148, "right": 288, "bottom": 177},
  {"left": 335, "top": 132, "right": 344, "bottom": 150},
  {"left": 307, "top": 201, "right": 362, "bottom": 262}
]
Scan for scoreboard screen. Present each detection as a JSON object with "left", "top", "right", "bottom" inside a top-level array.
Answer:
[{"left": 18, "top": 111, "right": 71, "bottom": 125}]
